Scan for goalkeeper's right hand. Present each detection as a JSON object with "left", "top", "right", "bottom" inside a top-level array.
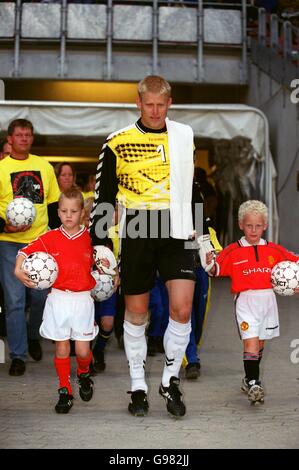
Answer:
[{"left": 197, "top": 234, "right": 216, "bottom": 273}]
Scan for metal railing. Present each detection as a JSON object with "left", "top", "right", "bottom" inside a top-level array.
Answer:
[
  {"left": 257, "top": 7, "right": 299, "bottom": 65},
  {"left": 0, "top": 0, "right": 248, "bottom": 82}
]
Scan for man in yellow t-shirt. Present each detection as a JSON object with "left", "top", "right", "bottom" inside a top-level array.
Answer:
[{"left": 0, "top": 118, "right": 60, "bottom": 376}]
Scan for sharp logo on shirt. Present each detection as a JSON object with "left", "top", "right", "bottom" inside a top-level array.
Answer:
[
  {"left": 240, "top": 321, "right": 249, "bottom": 331},
  {"left": 268, "top": 255, "right": 275, "bottom": 266},
  {"left": 10, "top": 171, "right": 44, "bottom": 204},
  {"left": 243, "top": 267, "right": 271, "bottom": 275}
]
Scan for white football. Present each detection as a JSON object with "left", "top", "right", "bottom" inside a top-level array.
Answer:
[
  {"left": 271, "top": 261, "right": 299, "bottom": 296},
  {"left": 22, "top": 252, "right": 58, "bottom": 290},
  {"left": 91, "top": 270, "right": 115, "bottom": 302},
  {"left": 93, "top": 245, "right": 117, "bottom": 275},
  {"left": 6, "top": 197, "right": 36, "bottom": 227}
]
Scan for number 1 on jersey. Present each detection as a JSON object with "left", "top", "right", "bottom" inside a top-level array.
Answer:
[{"left": 157, "top": 144, "right": 166, "bottom": 163}]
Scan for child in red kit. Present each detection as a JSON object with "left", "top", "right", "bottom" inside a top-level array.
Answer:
[
  {"left": 201, "top": 200, "right": 299, "bottom": 405},
  {"left": 15, "top": 188, "right": 98, "bottom": 413}
]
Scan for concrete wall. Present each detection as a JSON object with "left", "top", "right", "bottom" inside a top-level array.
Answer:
[{"left": 247, "top": 63, "right": 299, "bottom": 253}]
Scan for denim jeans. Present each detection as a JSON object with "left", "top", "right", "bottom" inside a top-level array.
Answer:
[
  {"left": 0, "top": 241, "right": 48, "bottom": 361},
  {"left": 185, "top": 266, "right": 209, "bottom": 364}
]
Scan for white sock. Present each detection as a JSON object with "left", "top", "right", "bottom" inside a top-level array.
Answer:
[
  {"left": 162, "top": 318, "right": 191, "bottom": 387},
  {"left": 123, "top": 320, "right": 148, "bottom": 393}
]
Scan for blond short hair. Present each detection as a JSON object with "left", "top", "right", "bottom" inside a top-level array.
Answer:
[
  {"left": 137, "top": 75, "right": 171, "bottom": 97},
  {"left": 59, "top": 188, "right": 84, "bottom": 209},
  {"left": 238, "top": 200, "right": 268, "bottom": 224}
]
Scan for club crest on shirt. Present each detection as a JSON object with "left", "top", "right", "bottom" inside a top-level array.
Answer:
[
  {"left": 240, "top": 321, "right": 249, "bottom": 331},
  {"left": 268, "top": 255, "right": 275, "bottom": 266}
]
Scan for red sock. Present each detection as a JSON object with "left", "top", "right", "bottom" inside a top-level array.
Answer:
[
  {"left": 76, "top": 350, "right": 92, "bottom": 376},
  {"left": 54, "top": 356, "right": 72, "bottom": 395}
]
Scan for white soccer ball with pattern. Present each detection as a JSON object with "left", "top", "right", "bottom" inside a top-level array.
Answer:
[
  {"left": 22, "top": 252, "right": 58, "bottom": 290},
  {"left": 271, "top": 261, "right": 299, "bottom": 296},
  {"left": 6, "top": 197, "right": 36, "bottom": 227},
  {"left": 91, "top": 270, "right": 115, "bottom": 302}
]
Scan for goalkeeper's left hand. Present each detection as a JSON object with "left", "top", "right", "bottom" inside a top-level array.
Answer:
[
  {"left": 197, "top": 234, "right": 216, "bottom": 273},
  {"left": 93, "top": 245, "right": 117, "bottom": 275}
]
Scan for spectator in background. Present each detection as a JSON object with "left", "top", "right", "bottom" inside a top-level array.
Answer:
[
  {"left": 54, "top": 161, "right": 77, "bottom": 193},
  {"left": 82, "top": 196, "right": 118, "bottom": 375},
  {"left": 0, "top": 138, "right": 12, "bottom": 161},
  {"left": 194, "top": 167, "right": 218, "bottom": 228},
  {"left": 0, "top": 118, "right": 60, "bottom": 376},
  {"left": 82, "top": 174, "right": 96, "bottom": 200}
]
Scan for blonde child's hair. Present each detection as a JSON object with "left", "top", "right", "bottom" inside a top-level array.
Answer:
[
  {"left": 238, "top": 200, "right": 268, "bottom": 224},
  {"left": 59, "top": 188, "right": 84, "bottom": 209},
  {"left": 137, "top": 75, "right": 171, "bottom": 98}
]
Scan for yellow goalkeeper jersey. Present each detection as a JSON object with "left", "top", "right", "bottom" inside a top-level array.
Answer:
[{"left": 107, "top": 122, "right": 170, "bottom": 209}]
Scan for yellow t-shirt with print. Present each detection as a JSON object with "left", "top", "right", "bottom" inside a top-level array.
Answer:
[{"left": 0, "top": 154, "right": 60, "bottom": 243}]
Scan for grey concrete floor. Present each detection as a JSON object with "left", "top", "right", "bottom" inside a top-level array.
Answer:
[{"left": 0, "top": 278, "right": 299, "bottom": 450}]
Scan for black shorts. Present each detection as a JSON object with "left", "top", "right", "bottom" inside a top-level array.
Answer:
[{"left": 120, "top": 236, "right": 197, "bottom": 295}]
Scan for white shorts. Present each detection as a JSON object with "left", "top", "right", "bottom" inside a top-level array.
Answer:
[
  {"left": 40, "top": 288, "right": 98, "bottom": 341},
  {"left": 235, "top": 289, "right": 280, "bottom": 340}
]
